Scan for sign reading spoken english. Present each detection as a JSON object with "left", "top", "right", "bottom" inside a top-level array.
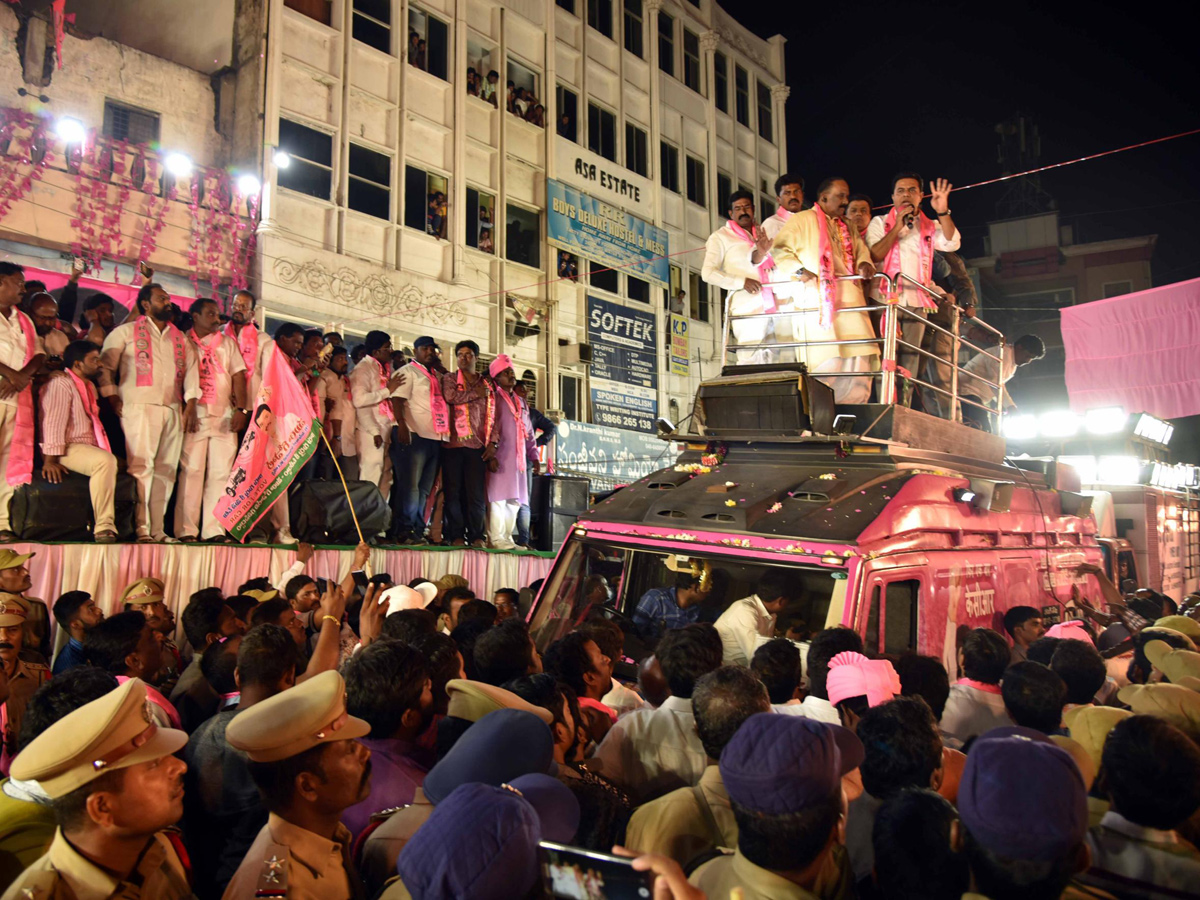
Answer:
[{"left": 587, "top": 295, "right": 659, "bottom": 433}]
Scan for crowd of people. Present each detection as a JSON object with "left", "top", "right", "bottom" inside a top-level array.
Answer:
[
  {"left": 0, "top": 264, "right": 556, "bottom": 546},
  {"left": 0, "top": 544, "right": 1197, "bottom": 899},
  {"left": 702, "top": 172, "right": 1046, "bottom": 423}
]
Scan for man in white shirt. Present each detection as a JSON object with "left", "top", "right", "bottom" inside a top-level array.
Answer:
[
  {"left": 225, "top": 289, "right": 273, "bottom": 402},
  {"left": 959, "top": 333, "right": 1045, "bottom": 431},
  {"left": 174, "top": 298, "right": 248, "bottom": 542},
  {"left": 100, "top": 283, "right": 200, "bottom": 542},
  {"left": 866, "top": 174, "right": 960, "bottom": 397},
  {"left": 349, "top": 330, "right": 405, "bottom": 497},
  {"left": 846, "top": 194, "right": 873, "bottom": 241},
  {"left": 714, "top": 570, "right": 791, "bottom": 667},
  {"left": 760, "top": 173, "right": 805, "bottom": 241},
  {"left": 587, "top": 623, "right": 722, "bottom": 802},
  {"left": 389, "top": 336, "right": 450, "bottom": 544},
  {"left": 702, "top": 191, "right": 778, "bottom": 364},
  {"left": 0, "top": 262, "right": 44, "bottom": 541},
  {"left": 318, "top": 346, "right": 358, "bottom": 480},
  {"left": 28, "top": 292, "right": 70, "bottom": 359}
]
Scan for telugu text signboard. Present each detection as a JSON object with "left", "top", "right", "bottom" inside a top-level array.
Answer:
[
  {"left": 556, "top": 420, "right": 680, "bottom": 487},
  {"left": 547, "top": 179, "right": 670, "bottom": 287}
]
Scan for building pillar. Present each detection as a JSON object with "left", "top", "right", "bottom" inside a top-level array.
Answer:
[{"left": 771, "top": 83, "right": 790, "bottom": 171}]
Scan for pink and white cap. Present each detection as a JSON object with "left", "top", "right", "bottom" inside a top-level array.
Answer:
[
  {"left": 489, "top": 353, "right": 513, "bottom": 378},
  {"left": 1045, "top": 620, "right": 1093, "bottom": 644},
  {"left": 826, "top": 651, "right": 902, "bottom": 708},
  {"left": 378, "top": 585, "right": 427, "bottom": 616}
]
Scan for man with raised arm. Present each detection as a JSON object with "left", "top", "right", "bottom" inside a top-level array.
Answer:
[{"left": 702, "top": 191, "right": 778, "bottom": 364}]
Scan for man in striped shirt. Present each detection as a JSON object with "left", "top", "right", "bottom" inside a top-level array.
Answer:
[{"left": 39, "top": 341, "right": 118, "bottom": 542}]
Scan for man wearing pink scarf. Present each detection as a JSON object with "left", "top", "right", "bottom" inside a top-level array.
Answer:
[
  {"left": 100, "top": 283, "right": 200, "bottom": 542},
  {"left": 760, "top": 173, "right": 806, "bottom": 241},
  {"left": 485, "top": 355, "right": 539, "bottom": 550},
  {"left": 0, "top": 262, "right": 44, "bottom": 542},
  {"left": 226, "top": 289, "right": 273, "bottom": 401},
  {"left": 701, "top": 191, "right": 779, "bottom": 364}
]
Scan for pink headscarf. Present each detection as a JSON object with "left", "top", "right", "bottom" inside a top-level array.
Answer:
[
  {"left": 1045, "top": 620, "right": 1094, "bottom": 644},
  {"left": 826, "top": 651, "right": 902, "bottom": 708},
  {"left": 489, "top": 353, "right": 513, "bottom": 379}
]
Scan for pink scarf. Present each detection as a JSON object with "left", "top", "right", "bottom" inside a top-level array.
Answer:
[
  {"left": 957, "top": 678, "right": 1002, "bottom": 695},
  {"left": 881, "top": 207, "right": 939, "bottom": 309},
  {"left": 726, "top": 220, "right": 776, "bottom": 313},
  {"left": 224, "top": 321, "right": 259, "bottom": 374},
  {"left": 410, "top": 362, "right": 450, "bottom": 435},
  {"left": 774, "top": 205, "right": 794, "bottom": 224},
  {"left": 375, "top": 359, "right": 395, "bottom": 423},
  {"left": 133, "top": 316, "right": 187, "bottom": 392},
  {"left": 814, "top": 209, "right": 856, "bottom": 329},
  {"left": 453, "top": 370, "right": 496, "bottom": 444},
  {"left": 4, "top": 309, "right": 37, "bottom": 487},
  {"left": 189, "top": 329, "right": 225, "bottom": 405},
  {"left": 497, "top": 388, "right": 529, "bottom": 472},
  {"left": 66, "top": 369, "right": 111, "bottom": 452}
]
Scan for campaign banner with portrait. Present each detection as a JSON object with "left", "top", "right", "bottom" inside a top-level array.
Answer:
[
  {"left": 547, "top": 179, "right": 670, "bottom": 287},
  {"left": 214, "top": 345, "right": 320, "bottom": 541}
]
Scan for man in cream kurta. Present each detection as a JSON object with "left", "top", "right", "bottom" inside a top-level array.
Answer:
[
  {"left": 702, "top": 191, "right": 778, "bottom": 364},
  {"left": 175, "top": 299, "right": 248, "bottom": 541},
  {"left": 100, "top": 284, "right": 200, "bottom": 542},
  {"left": 771, "top": 178, "right": 879, "bottom": 403}
]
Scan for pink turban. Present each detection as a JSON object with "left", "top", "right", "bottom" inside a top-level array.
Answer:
[
  {"left": 489, "top": 353, "right": 513, "bottom": 379},
  {"left": 1045, "top": 620, "right": 1093, "bottom": 644},
  {"left": 826, "top": 651, "right": 902, "bottom": 708}
]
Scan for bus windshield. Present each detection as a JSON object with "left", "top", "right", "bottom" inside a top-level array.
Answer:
[{"left": 528, "top": 538, "right": 843, "bottom": 664}]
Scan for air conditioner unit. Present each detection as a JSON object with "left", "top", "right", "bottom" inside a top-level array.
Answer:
[{"left": 560, "top": 343, "right": 593, "bottom": 365}]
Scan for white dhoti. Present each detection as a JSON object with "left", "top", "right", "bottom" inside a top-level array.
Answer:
[
  {"left": 781, "top": 282, "right": 879, "bottom": 404},
  {"left": 729, "top": 289, "right": 778, "bottom": 364},
  {"left": 123, "top": 403, "right": 184, "bottom": 539}
]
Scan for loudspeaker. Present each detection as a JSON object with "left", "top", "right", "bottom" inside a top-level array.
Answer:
[
  {"left": 531, "top": 475, "right": 590, "bottom": 552},
  {"left": 289, "top": 480, "right": 392, "bottom": 544},
  {"left": 11, "top": 472, "right": 139, "bottom": 541}
]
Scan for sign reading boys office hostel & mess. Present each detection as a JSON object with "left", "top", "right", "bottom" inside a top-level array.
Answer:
[
  {"left": 547, "top": 179, "right": 670, "bottom": 288},
  {"left": 587, "top": 296, "right": 658, "bottom": 434}
]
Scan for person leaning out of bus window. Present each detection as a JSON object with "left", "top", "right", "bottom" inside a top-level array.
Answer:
[{"left": 632, "top": 568, "right": 712, "bottom": 642}]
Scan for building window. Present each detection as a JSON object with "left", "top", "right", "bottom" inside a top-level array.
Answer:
[
  {"left": 735, "top": 65, "right": 749, "bottom": 127},
  {"left": 467, "top": 40, "right": 500, "bottom": 106},
  {"left": 660, "top": 141, "right": 679, "bottom": 192},
  {"left": 668, "top": 264, "right": 683, "bottom": 312},
  {"left": 627, "top": 275, "right": 650, "bottom": 304},
  {"left": 682, "top": 30, "right": 702, "bottom": 93},
  {"left": 560, "top": 373, "right": 581, "bottom": 420},
  {"left": 589, "top": 258, "right": 618, "bottom": 294},
  {"left": 508, "top": 58, "right": 544, "bottom": 125},
  {"left": 587, "top": 103, "right": 617, "bottom": 162},
  {"left": 277, "top": 118, "right": 333, "bottom": 200},
  {"left": 506, "top": 204, "right": 541, "bottom": 268},
  {"left": 557, "top": 250, "right": 580, "bottom": 281},
  {"left": 408, "top": 8, "right": 448, "bottom": 81},
  {"left": 467, "top": 187, "right": 496, "bottom": 254},
  {"left": 1103, "top": 281, "right": 1133, "bottom": 298},
  {"left": 285, "top": 0, "right": 331, "bottom": 25},
  {"left": 685, "top": 155, "right": 705, "bottom": 207},
  {"left": 625, "top": 122, "right": 648, "bottom": 177},
  {"left": 716, "top": 171, "right": 732, "bottom": 214},
  {"left": 103, "top": 101, "right": 160, "bottom": 145},
  {"left": 557, "top": 0, "right": 575, "bottom": 12},
  {"left": 689, "top": 269, "right": 709, "bottom": 322},
  {"left": 353, "top": 0, "right": 391, "bottom": 53},
  {"left": 657, "top": 12, "right": 674, "bottom": 76},
  {"left": 713, "top": 52, "right": 728, "bottom": 114},
  {"left": 756, "top": 81, "right": 773, "bottom": 140},
  {"left": 556, "top": 85, "right": 579, "bottom": 141},
  {"left": 623, "top": 0, "right": 643, "bottom": 57},
  {"left": 404, "top": 166, "right": 448, "bottom": 238},
  {"left": 347, "top": 143, "right": 391, "bottom": 219},
  {"left": 586, "top": 0, "right": 613, "bottom": 38}
]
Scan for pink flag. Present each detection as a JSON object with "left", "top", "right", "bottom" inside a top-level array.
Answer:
[{"left": 214, "top": 344, "right": 320, "bottom": 541}]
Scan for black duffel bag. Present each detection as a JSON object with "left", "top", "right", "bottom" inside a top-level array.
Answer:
[{"left": 11, "top": 472, "right": 139, "bottom": 542}]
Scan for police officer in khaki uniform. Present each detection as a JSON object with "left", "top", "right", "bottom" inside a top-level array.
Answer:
[
  {"left": 0, "top": 549, "right": 51, "bottom": 661},
  {"left": 223, "top": 670, "right": 371, "bottom": 900},
  {"left": 0, "top": 597, "right": 49, "bottom": 766},
  {"left": 0, "top": 677, "right": 191, "bottom": 900},
  {"left": 121, "top": 577, "right": 182, "bottom": 693}
]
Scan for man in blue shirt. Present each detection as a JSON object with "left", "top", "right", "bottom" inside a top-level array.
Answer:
[
  {"left": 51, "top": 590, "right": 105, "bottom": 674},
  {"left": 633, "top": 570, "right": 711, "bottom": 641}
]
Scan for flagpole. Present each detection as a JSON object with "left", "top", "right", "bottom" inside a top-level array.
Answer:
[{"left": 317, "top": 427, "right": 373, "bottom": 579}]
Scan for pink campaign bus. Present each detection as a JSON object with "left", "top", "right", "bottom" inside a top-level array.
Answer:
[{"left": 527, "top": 278, "right": 1105, "bottom": 676}]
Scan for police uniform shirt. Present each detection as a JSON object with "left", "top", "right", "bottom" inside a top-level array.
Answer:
[
  {"left": 3, "top": 658, "right": 50, "bottom": 759},
  {"left": 0, "top": 828, "right": 190, "bottom": 900},
  {"left": 689, "top": 845, "right": 856, "bottom": 900},
  {"left": 222, "top": 812, "right": 359, "bottom": 900}
]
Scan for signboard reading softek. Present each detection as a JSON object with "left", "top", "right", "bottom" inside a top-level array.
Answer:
[
  {"left": 547, "top": 179, "right": 670, "bottom": 288},
  {"left": 587, "top": 296, "right": 658, "bottom": 433}
]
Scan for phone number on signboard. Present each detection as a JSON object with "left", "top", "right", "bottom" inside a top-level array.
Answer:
[{"left": 595, "top": 411, "right": 650, "bottom": 429}]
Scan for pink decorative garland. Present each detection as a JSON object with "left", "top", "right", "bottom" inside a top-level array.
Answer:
[{"left": 0, "top": 111, "right": 53, "bottom": 225}]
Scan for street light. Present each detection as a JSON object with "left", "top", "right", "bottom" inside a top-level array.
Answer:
[
  {"left": 55, "top": 117, "right": 85, "bottom": 144},
  {"left": 1084, "top": 406, "right": 1128, "bottom": 435},
  {"left": 236, "top": 173, "right": 262, "bottom": 196},
  {"left": 164, "top": 152, "right": 193, "bottom": 178},
  {"left": 273, "top": 150, "right": 291, "bottom": 169}
]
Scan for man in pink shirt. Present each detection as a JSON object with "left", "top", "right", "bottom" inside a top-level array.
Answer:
[
  {"left": 39, "top": 341, "right": 119, "bottom": 542},
  {"left": 175, "top": 298, "right": 249, "bottom": 542}
]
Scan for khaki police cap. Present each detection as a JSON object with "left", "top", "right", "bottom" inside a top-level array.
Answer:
[
  {"left": 121, "top": 577, "right": 166, "bottom": 606},
  {"left": 1153, "top": 615, "right": 1200, "bottom": 641},
  {"left": 1062, "top": 705, "right": 1131, "bottom": 771},
  {"left": 226, "top": 670, "right": 369, "bottom": 762},
  {"left": 445, "top": 679, "right": 554, "bottom": 725},
  {"left": 1145, "top": 640, "right": 1200, "bottom": 685},
  {"left": 1138, "top": 626, "right": 1197, "bottom": 651},
  {"left": 11, "top": 678, "right": 187, "bottom": 798},
  {"left": 0, "top": 593, "right": 27, "bottom": 627},
  {"left": 0, "top": 549, "right": 33, "bottom": 571},
  {"left": 1117, "top": 682, "right": 1200, "bottom": 730},
  {"left": 246, "top": 588, "right": 280, "bottom": 604}
]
